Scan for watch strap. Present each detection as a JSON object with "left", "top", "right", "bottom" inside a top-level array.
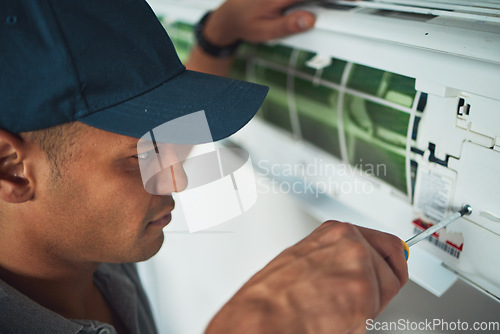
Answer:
[{"left": 194, "top": 11, "right": 242, "bottom": 58}]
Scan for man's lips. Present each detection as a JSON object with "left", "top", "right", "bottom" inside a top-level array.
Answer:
[
  {"left": 149, "top": 212, "right": 172, "bottom": 228},
  {"left": 149, "top": 200, "right": 175, "bottom": 227}
]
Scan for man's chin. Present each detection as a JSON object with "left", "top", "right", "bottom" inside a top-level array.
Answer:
[
  {"left": 137, "top": 232, "right": 165, "bottom": 262},
  {"left": 109, "top": 232, "right": 165, "bottom": 264}
]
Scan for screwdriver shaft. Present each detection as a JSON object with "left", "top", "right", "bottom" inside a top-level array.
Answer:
[{"left": 405, "top": 205, "right": 472, "bottom": 248}]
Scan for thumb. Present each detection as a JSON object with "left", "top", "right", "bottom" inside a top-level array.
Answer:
[
  {"left": 290, "top": 11, "right": 316, "bottom": 32},
  {"left": 262, "top": 11, "right": 315, "bottom": 40}
]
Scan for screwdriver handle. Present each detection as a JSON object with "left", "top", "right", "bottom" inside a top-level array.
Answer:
[{"left": 402, "top": 240, "right": 410, "bottom": 260}]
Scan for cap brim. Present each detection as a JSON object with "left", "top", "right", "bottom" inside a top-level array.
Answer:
[{"left": 79, "top": 70, "right": 268, "bottom": 142}]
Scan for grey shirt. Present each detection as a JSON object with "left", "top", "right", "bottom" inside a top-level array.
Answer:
[{"left": 0, "top": 263, "right": 158, "bottom": 334}]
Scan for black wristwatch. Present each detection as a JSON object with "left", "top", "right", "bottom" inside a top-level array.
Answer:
[{"left": 194, "top": 11, "right": 242, "bottom": 58}]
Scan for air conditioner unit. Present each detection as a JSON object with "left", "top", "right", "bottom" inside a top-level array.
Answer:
[{"left": 148, "top": 0, "right": 500, "bottom": 301}]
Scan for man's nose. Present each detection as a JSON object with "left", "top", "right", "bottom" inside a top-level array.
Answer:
[
  {"left": 143, "top": 145, "right": 188, "bottom": 195},
  {"left": 165, "top": 162, "right": 188, "bottom": 194}
]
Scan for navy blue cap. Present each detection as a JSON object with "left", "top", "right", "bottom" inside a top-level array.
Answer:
[{"left": 0, "top": 0, "right": 268, "bottom": 141}]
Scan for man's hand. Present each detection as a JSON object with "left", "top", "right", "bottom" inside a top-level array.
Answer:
[
  {"left": 204, "top": 0, "right": 316, "bottom": 47},
  {"left": 206, "top": 221, "right": 408, "bottom": 334},
  {"left": 186, "top": 0, "right": 316, "bottom": 76}
]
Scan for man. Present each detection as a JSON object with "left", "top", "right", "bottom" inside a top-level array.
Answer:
[{"left": 0, "top": 0, "right": 408, "bottom": 333}]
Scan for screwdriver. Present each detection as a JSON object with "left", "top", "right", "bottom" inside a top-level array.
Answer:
[{"left": 402, "top": 204, "right": 472, "bottom": 260}]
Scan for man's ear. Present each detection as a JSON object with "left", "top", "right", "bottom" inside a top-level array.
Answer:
[{"left": 0, "top": 130, "right": 34, "bottom": 203}]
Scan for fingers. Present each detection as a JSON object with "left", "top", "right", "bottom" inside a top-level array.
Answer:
[
  {"left": 357, "top": 226, "right": 409, "bottom": 286},
  {"left": 298, "top": 221, "right": 408, "bottom": 286},
  {"left": 211, "top": 221, "right": 406, "bottom": 333},
  {"left": 350, "top": 322, "right": 370, "bottom": 334},
  {"left": 290, "top": 10, "right": 316, "bottom": 31},
  {"left": 352, "top": 226, "right": 408, "bottom": 314},
  {"left": 209, "top": 0, "right": 316, "bottom": 43},
  {"left": 310, "top": 222, "right": 408, "bottom": 313},
  {"left": 362, "top": 239, "right": 404, "bottom": 314},
  {"left": 265, "top": 10, "right": 316, "bottom": 40}
]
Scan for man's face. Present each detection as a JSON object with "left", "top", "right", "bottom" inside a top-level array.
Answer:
[{"left": 33, "top": 124, "right": 178, "bottom": 264}]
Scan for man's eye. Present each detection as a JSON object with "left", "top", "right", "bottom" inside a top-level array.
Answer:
[{"left": 135, "top": 148, "right": 157, "bottom": 160}]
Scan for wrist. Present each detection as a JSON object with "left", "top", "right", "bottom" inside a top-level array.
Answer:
[
  {"left": 194, "top": 10, "right": 241, "bottom": 58},
  {"left": 202, "top": 9, "right": 239, "bottom": 46},
  {"left": 205, "top": 282, "right": 296, "bottom": 334}
]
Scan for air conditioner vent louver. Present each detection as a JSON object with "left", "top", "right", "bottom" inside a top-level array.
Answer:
[{"left": 330, "top": 0, "right": 500, "bottom": 23}]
